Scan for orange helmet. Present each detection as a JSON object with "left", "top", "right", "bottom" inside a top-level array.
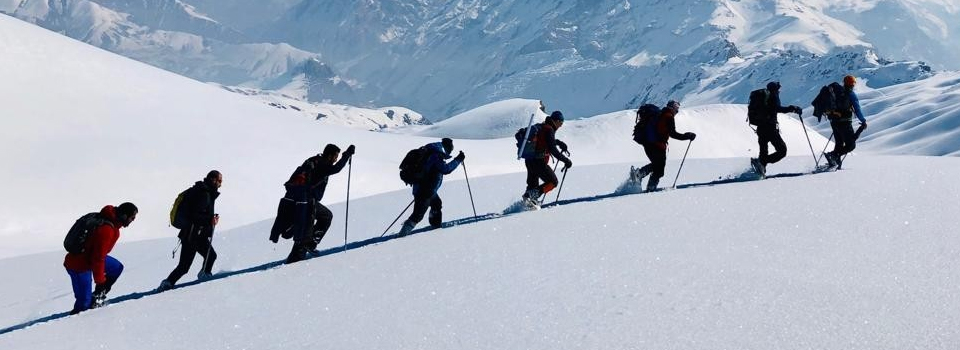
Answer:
[{"left": 843, "top": 75, "right": 857, "bottom": 87}]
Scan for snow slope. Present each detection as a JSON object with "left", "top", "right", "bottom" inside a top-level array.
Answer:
[
  {"left": 0, "top": 14, "right": 483, "bottom": 258},
  {"left": 828, "top": 72, "right": 960, "bottom": 156},
  {"left": 1, "top": 156, "right": 959, "bottom": 349},
  {"left": 0, "top": 14, "right": 833, "bottom": 258}
]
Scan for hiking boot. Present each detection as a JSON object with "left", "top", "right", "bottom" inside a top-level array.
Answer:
[
  {"left": 825, "top": 152, "right": 839, "bottom": 168},
  {"left": 645, "top": 177, "right": 660, "bottom": 192},
  {"left": 156, "top": 279, "right": 174, "bottom": 293},
  {"left": 399, "top": 220, "right": 416, "bottom": 237},
  {"left": 197, "top": 271, "right": 212, "bottom": 281},
  {"left": 750, "top": 158, "right": 765, "bottom": 177},
  {"left": 522, "top": 188, "right": 541, "bottom": 200},
  {"left": 428, "top": 209, "right": 442, "bottom": 228},
  {"left": 630, "top": 166, "right": 650, "bottom": 183},
  {"left": 90, "top": 290, "right": 108, "bottom": 309}
]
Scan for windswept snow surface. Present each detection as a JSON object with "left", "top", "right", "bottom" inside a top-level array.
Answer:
[
  {"left": 828, "top": 72, "right": 960, "bottom": 156},
  {"left": 0, "top": 14, "right": 831, "bottom": 258},
  {"left": 1, "top": 156, "right": 959, "bottom": 349}
]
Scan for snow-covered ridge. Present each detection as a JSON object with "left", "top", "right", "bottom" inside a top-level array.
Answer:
[{"left": 220, "top": 85, "right": 431, "bottom": 131}]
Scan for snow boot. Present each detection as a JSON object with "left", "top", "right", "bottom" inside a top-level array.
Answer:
[
  {"left": 630, "top": 166, "right": 650, "bottom": 183},
  {"left": 522, "top": 188, "right": 541, "bottom": 209},
  {"left": 399, "top": 220, "right": 416, "bottom": 237},
  {"left": 428, "top": 209, "right": 442, "bottom": 228},
  {"left": 645, "top": 177, "right": 660, "bottom": 192},
  {"left": 197, "top": 270, "right": 212, "bottom": 281},
  {"left": 825, "top": 152, "right": 840, "bottom": 168},
  {"left": 90, "top": 290, "right": 108, "bottom": 309},
  {"left": 156, "top": 279, "right": 174, "bottom": 293},
  {"left": 750, "top": 158, "right": 765, "bottom": 178}
]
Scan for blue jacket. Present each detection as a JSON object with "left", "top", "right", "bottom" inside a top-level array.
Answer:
[
  {"left": 848, "top": 90, "right": 866, "bottom": 123},
  {"left": 412, "top": 142, "right": 462, "bottom": 195}
]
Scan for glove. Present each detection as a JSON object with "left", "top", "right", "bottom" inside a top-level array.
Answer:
[
  {"left": 557, "top": 140, "right": 570, "bottom": 157},
  {"left": 561, "top": 158, "right": 572, "bottom": 172},
  {"left": 343, "top": 145, "right": 356, "bottom": 158},
  {"left": 792, "top": 106, "right": 803, "bottom": 114},
  {"left": 685, "top": 132, "right": 697, "bottom": 141},
  {"left": 454, "top": 151, "right": 465, "bottom": 162}
]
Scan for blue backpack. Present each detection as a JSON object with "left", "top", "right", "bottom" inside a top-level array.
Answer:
[{"left": 632, "top": 104, "right": 662, "bottom": 144}]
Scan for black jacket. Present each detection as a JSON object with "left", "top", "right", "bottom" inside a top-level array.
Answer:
[
  {"left": 305, "top": 154, "right": 351, "bottom": 203},
  {"left": 760, "top": 90, "right": 795, "bottom": 126},
  {"left": 180, "top": 181, "right": 220, "bottom": 238}
]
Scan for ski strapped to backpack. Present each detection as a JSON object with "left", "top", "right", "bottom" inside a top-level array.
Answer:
[
  {"left": 64, "top": 212, "right": 111, "bottom": 254},
  {"left": 399, "top": 146, "right": 431, "bottom": 185},
  {"left": 632, "top": 103, "right": 662, "bottom": 144},
  {"left": 747, "top": 88, "right": 771, "bottom": 126},
  {"left": 515, "top": 124, "right": 542, "bottom": 159}
]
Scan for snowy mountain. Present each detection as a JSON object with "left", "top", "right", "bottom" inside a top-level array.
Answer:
[
  {"left": 5, "top": 0, "right": 956, "bottom": 122},
  {"left": 253, "top": 0, "right": 949, "bottom": 119},
  {"left": 4, "top": 7, "right": 960, "bottom": 350},
  {"left": 0, "top": 0, "right": 356, "bottom": 102}
]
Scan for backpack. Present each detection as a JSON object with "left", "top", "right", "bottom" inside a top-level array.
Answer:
[
  {"left": 169, "top": 188, "right": 191, "bottom": 229},
  {"left": 515, "top": 124, "right": 542, "bottom": 159},
  {"left": 747, "top": 88, "right": 770, "bottom": 125},
  {"left": 811, "top": 82, "right": 851, "bottom": 121},
  {"left": 632, "top": 104, "right": 662, "bottom": 144},
  {"left": 399, "top": 146, "right": 430, "bottom": 185},
  {"left": 64, "top": 212, "right": 110, "bottom": 254}
]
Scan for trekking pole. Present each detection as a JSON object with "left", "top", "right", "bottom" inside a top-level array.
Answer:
[
  {"left": 539, "top": 159, "right": 560, "bottom": 204},
  {"left": 554, "top": 168, "right": 568, "bottom": 204},
  {"left": 797, "top": 112, "right": 819, "bottom": 167},
  {"left": 344, "top": 158, "right": 352, "bottom": 252},
  {"left": 672, "top": 140, "right": 693, "bottom": 188},
  {"left": 816, "top": 132, "right": 834, "bottom": 165},
  {"left": 380, "top": 200, "right": 415, "bottom": 237},
  {"left": 200, "top": 223, "right": 215, "bottom": 276},
  {"left": 462, "top": 160, "right": 478, "bottom": 218}
]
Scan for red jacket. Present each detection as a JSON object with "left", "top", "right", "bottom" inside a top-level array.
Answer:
[{"left": 63, "top": 205, "right": 122, "bottom": 284}]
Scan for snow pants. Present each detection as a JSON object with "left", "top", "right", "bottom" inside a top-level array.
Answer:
[
  {"left": 639, "top": 143, "right": 667, "bottom": 190},
  {"left": 756, "top": 123, "right": 787, "bottom": 165},
  {"left": 66, "top": 255, "right": 123, "bottom": 313},
  {"left": 409, "top": 189, "right": 443, "bottom": 228},
  {"left": 525, "top": 158, "right": 559, "bottom": 194},
  {"left": 166, "top": 227, "right": 217, "bottom": 284},
  {"left": 286, "top": 202, "right": 333, "bottom": 264},
  {"left": 830, "top": 120, "right": 856, "bottom": 157}
]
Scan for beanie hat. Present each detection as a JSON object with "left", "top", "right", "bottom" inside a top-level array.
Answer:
[
  {"left": 766, "top": 81, "right": 781, "bottom": 92},
  {"left": 549, "top": 110, "right": 564, "bottom": 122},
  {"left": 665, "top": 100, "right": 681, "bottom": 111},
  {"left": 441, "top": 138, "right": 454, "bottom": 154}
]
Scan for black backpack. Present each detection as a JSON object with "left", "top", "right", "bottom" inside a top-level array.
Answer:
[
  {"left": 632, "top": 104, "right": 662, "bottom": 144},
  {"left": 514, "top": 124, "right": 541, "bottom": 159},
  {"left": 64, "top": 212, "right": 111, "bottom": 254},
  {"left": 747, "top": 88, "right": 770, "bottom": 125},
  {"left": 399, "top": 146, "right": 430, "bottom": 185},
  {"left": 811, "top": 82, "right": 850, "bottom": 121}
]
